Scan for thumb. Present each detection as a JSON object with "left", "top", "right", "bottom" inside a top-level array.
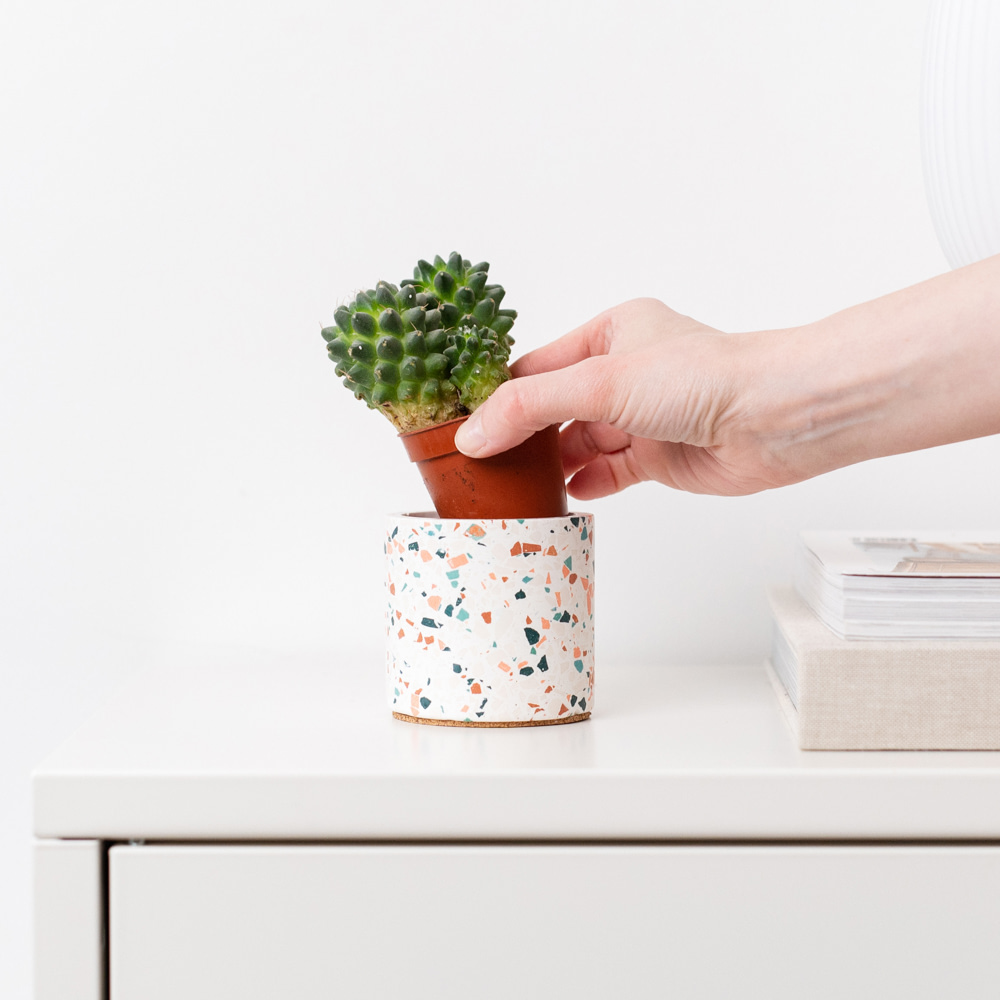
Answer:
[{"left": 455, "top": 358, "right": 617, "bottom": 458}]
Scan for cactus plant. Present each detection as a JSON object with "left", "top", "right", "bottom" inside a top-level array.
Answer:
[{"left": 321, "top": 252, "right": 517, "bottom": 434}]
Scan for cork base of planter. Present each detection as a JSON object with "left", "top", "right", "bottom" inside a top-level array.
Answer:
[{"left": 392, "top": 711, "right": 591, "bottom": 728}]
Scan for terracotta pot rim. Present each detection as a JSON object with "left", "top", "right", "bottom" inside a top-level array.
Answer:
[
  {"left": 398, "top": 415, "right": 469, "bottom": 463},
  {"left": 398, "top": 414, "right": 468, "bottom": 439}
]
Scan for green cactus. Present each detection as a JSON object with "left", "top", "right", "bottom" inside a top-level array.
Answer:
[{"left": 321, "top": 253, "right": 517, "bottom": 433}]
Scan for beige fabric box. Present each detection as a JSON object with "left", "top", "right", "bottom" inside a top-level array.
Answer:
[{"left": 767, "top": 587, "right": 1000, "bottom": 750}]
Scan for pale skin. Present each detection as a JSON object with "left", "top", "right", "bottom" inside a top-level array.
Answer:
[{"left": 454, "top": 253, "right": 1000, "bottom": 499}]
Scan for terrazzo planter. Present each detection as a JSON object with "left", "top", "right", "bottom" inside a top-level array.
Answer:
[
  {"left": 386, "top": 512, "right": 595, "bottom": 726},
  {"left": 398, "top": 417, "right": 568, "bottom": 519}
]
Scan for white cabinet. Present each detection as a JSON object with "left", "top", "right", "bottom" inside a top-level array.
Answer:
[
  {"left": 33, "top": 659, "right": 1000, "bottom": 998},
  {"left": 109, "top": 844, "right": 1000, "bottom": 1000}
]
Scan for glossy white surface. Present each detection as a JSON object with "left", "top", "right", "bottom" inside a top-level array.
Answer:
[
  {"left": 110, "top": 844, "right": 1000, "bottom": 1000},
  {"left": 33, "top": 658, "right": 1000, "bottom": 841},
  {"left": 33, "top": 840, "right": 103, "bottom": 1000}
]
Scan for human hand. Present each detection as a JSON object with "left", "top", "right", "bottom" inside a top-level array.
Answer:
[
  {"left": 454, "top": 298, "right": 793, "bottom": 498},
  {"left": 455, "top": 257, "right": 1000, "bottom": 499}
]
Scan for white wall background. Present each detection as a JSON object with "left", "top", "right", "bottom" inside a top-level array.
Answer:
[{"left": 4, "top": 0, "right": 997, "bottom": 994}]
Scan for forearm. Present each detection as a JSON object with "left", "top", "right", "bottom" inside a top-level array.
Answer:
[{"left": 737, "top": 254, "right": 1000, "bottom": 481}]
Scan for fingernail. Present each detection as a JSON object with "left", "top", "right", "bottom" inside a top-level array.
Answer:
[{"left": 455, "top": 412, "right": 487, "bottom": 456}]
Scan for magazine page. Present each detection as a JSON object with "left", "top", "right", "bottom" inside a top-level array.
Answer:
[{"left": 800, "top": 531, "right": 1000, "bottom": 578}]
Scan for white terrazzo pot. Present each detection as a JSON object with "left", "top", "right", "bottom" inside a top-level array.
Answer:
[{"left": 385, "top": 512, "right": 595, "bottom": 726}]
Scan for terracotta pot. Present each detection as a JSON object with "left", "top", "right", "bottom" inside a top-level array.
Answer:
[{"left": 399, "top": 416, "right": 568, "bottom": 519}]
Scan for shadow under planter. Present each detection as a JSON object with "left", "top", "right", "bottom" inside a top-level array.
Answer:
[{"left": 386, "top": 512, "right": 595, "bottom": 727}]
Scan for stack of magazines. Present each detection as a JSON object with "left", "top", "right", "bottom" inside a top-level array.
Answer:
[
  {"left": 796, "top": 531, "right": 1000, "bottom": 639},
  {"left": 766, "top": 531, "right": 1000, "bottom": 750}
]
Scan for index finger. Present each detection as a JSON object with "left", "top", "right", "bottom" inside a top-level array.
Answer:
[
  {"left": 510, "top": 308, "right": 615, "bottom": 378},
  {"left": 455, "top": 355, "right": 621, "bottom": 458}
]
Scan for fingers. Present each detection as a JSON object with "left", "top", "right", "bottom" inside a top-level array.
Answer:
[
  {"left": 509, "top": 309, "right": 615, "bottom": 379},
  {"left": 566, "top": 447, "right": 649, "bottom": 499},
  {"left": 456, "top": 356, "right": 620, "bottom": 457},
  {"left": 558, "top": 420, "right": 631, "bottom": 477}
]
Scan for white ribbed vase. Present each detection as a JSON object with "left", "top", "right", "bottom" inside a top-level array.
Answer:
[
  {"left": 921, "top": 0, "right": 1000, "bottom": 267},
  {"left": 385, "top": 513, "right": 595, "bottom": 727}
]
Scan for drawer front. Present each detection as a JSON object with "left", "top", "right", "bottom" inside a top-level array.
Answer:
[{"left": 111, "top": 844, "right": 1000, "bottom": 1000}]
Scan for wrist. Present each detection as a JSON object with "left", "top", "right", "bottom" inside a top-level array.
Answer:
[{"left": 722, "top": 319, "right": 918, "bottom": 484}]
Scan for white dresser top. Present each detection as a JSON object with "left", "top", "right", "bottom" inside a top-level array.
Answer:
[{"left": 33, "top": 653, "right": 1000, "bottom": 841}]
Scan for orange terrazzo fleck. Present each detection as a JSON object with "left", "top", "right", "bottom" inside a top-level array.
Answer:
[
  {"left": 448, "top": 554, "right": 469, "bottom": 568},
  {"left": 428, "top": 595, "right": 442, "bottom": 610},
  {"left": 481, "top": 611, "right": 492, "bottom": 624},
  {"left": 498, "top": 661, "right": 511, "bottom": 673},
  {"left": 541, "top": 617, "right": 550, "bottom": 629},
  {"left": 465, "top": 524, "right": 486, "bottom": 539},
  {"left": 558, "top": 704, "right": 568, "bottom": 715},
  {"left": 545, "top": 545, "right": 557, "bottom": 556},
  {"left": 523, "top": 543, "right": 541, "bottom": 554},
  {"left": 420, "top": 550, "right": 433, "bottom": 562},
  {"left": 470, "top": 683, "right": 482, "bottom": 694},
  {"left": 509, "top": 542, "right": 522, "bottom": 556},
  {"left": 389, "top": 583, "right": 396, "bottom": 595}
]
